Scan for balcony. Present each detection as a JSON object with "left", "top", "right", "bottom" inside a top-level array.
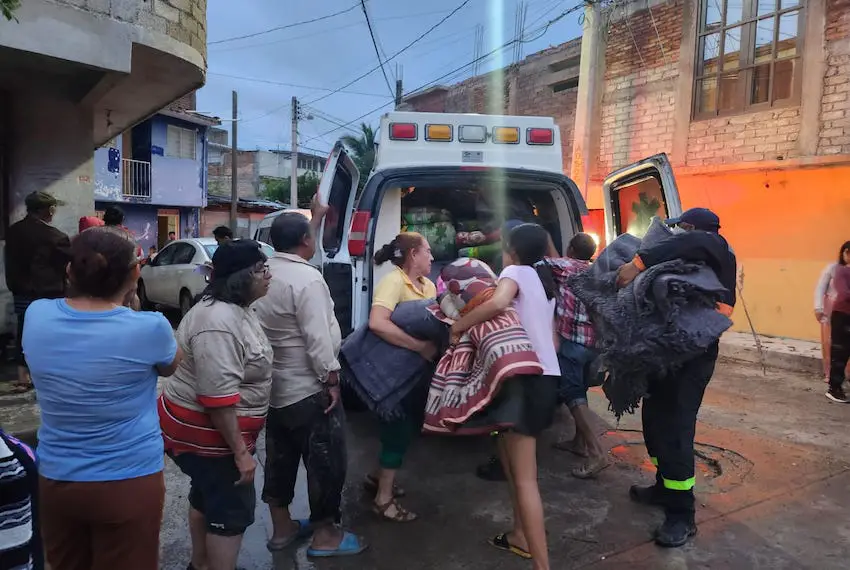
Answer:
[{"left": 122, "top": 158, "right": 151, "bottom": 199}]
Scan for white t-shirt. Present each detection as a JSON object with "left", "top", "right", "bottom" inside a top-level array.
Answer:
[{"left": 499, "top": 265, "right": 560, "bottom": 377}]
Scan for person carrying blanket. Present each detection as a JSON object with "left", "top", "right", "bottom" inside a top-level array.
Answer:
[{"left": 449, "top": 223, "right": 560, "bottom": 570}]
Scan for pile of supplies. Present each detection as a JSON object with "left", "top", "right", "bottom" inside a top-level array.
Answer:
[{"left": 401, "top": 207, "right": 505, "bottom": 268}]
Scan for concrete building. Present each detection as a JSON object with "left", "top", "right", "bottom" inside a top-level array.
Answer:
[
  {"left": 0, "top": 0, "right": 207, "bottom": 331},
  {"left": 208, "top": 148, "right": 327, "bottom": 200},
  {"left": 403, "top": 0, "right": 850, "bottom": 343},
  {"left": 94, "top": 93, "right": 219, "bottom": 251}
]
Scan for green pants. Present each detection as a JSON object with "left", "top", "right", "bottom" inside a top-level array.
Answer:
[{"left": 379, "top": 416, "right": 420, "bottom": 469}]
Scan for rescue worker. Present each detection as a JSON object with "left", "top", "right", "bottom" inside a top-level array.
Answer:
[{"left": 615, "top": 207, "right": 736, "bottom": 548}]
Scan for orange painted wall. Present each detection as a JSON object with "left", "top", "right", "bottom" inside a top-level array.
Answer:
[{"left": 585, "top": 162, "right": 850, "bottom": 341}]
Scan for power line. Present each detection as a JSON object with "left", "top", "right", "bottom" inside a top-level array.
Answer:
[
  {"left": 208, "top": 2, "right": 360, "bottom": 46},
  {"left": 206, "top": 72, "right": 388, "bottom": 97},
  {"left": 304, "top": 0, "right": 472, "bottom": 106},
  {"left": 360, "top": 0, "right": 395, "bottom": 98}
]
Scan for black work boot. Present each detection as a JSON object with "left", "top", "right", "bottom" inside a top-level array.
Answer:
[
  {"left": 629, "top": 483, "right": 665, "bottom": 508},
  {"left": 654, "top": 513, "right": 697, "bottom": 547}
]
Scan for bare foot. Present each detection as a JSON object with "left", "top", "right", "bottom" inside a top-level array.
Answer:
[{"left": 553, "top": 438, "right": 588, "bottom": 458}]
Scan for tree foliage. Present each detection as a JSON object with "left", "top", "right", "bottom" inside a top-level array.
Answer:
[
  {"left": 261, "top": 172, "right": 319, "bottom": 208},
  {"left": 1, "top": 0, "right": 20, "bottom": 21},
  {"left": 340, "top": 123, "right": 376, "bottom": 192}
]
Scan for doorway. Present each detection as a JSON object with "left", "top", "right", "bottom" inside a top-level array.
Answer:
[{"left": 157, "top": 209, "right": 180, "bottom": 248}]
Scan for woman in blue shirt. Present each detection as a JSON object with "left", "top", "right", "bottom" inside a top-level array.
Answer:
[{"left": 23, "top": 226, "right": 182, "bottom": 570}]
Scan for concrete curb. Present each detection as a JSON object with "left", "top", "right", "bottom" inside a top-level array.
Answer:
[{"left": 719, "top": 332, "right": 823, "bottom": 376}]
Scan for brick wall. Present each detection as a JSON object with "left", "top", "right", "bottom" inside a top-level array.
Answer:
[
  {"left": 688, "top": 108, "right": 801, "bottom": 164},
  {"left": 818, "top": 0, "right": 850, "bottom": 155},
  {"left": 57, "top": 0, "right": 207, "bottom": 60},
  {"left": 209, "top": 150, "right": 257, "bottom": 198},
  {"left": 597, "top": 0, "right": 682, "bottom": 176}
]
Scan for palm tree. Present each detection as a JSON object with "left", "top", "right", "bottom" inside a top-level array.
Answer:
[
  {"left": 340, "top": 123, "right": 376, "bottom": 193},
  {"left": 1, "top": 0, "right": 21, "bottom": 21}
]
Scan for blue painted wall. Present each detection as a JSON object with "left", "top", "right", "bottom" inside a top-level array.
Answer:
[
  {"left": 94, "top": 134, "right": 123, "bottom": 201},
  {"left": 93, "top": 115, "right": 208, "bottom": 208}
]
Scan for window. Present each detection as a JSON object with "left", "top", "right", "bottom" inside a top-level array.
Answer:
[
  {"left": 323, "top": 165, "right": 354, "bottom": 255},
  {"left": 151, "top": 244, "right": 178, "bottom": 266},
  {"left": 166, "top": 125, "right": 197, "bottom": 159},
  {"left": 171, "top": 243, "right": 197, "bottom": 265},
  {"left": 694, "top": 0, "right": 803, "bottom": 118}
]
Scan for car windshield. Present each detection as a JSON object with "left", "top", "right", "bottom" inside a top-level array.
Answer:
[{"left": 203, "top": 243, "right": 274, "bottom": 258}]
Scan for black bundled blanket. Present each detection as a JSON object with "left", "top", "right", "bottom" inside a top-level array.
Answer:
[
  {"left": 340, "top": 299, "right": 448, "bottom": 421},
  {"left": 568, "top": 219, "right": 733, "bottom": 418}
]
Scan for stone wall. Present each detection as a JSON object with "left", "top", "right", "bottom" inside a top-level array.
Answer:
[{"left": 818, "top": 0, "right": 850, "bottom": 155}]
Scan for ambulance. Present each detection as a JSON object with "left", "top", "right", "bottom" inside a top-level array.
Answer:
[{"left": 255, "top": 111, "right": 681, "bottom": 337}]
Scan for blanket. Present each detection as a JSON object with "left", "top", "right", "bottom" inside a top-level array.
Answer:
[
  {"left": 423, "top": 258, "right": 543, "bottom": 434},
  {"left": 340, "top": 299, "right": 447, "bottom": 420},
  {"left": 568, "top": 218, "right": 733, "bottom": 418}
]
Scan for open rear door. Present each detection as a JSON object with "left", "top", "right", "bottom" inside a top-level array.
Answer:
[
  {"left": 314, "top": 141, "right": 360, "bottom": 336},
  {"left": 601, "top": 153, "right": 682, "bottom": 243}
]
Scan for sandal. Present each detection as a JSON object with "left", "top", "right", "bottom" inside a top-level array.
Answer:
[
  {"left": 489, "top": 532, "right": 532, "bottom": 559},
  {"left": 307, "top": 531, "right": 368, "bottom": 558},
  {"left": 571, "top": 457, "right": 611, "bottom": 480},
  {"left": 552, "top": 438, "right": 588, "bottom": 458},
  {"left": 372, "top": 498, "right": 418, "bottom": 523},
  {"left": 363, "top": 474, "right": 406, "bottom": 497},
  {"left": 266, "top": 519, "right": 312, "bottom": 551}
]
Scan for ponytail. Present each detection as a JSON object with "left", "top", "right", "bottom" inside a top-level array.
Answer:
[
  {"left": 534, "top": 261, "right": 557, "bottom": 301},
  {"left": 374, "top": 232, "right": 424, "bottom": 267},
  {"left": 508, "top": 223, "right": 556, "bottom": 300}
]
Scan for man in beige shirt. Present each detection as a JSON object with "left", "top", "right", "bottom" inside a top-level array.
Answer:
[{"left": 252, "top": 199, "right": 366, "bottom": 558}]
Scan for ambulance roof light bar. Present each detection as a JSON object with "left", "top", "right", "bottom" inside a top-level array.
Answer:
[{"left": 389, "top": 123, "right": 417, "bottom": 141}]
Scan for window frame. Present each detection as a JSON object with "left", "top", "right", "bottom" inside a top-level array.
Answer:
[
  {"left": 692, "top": 0, "right": 806, "bottom": 120},
  {"left": 165, "top": 125, "right": 197, "bottom": 160}
]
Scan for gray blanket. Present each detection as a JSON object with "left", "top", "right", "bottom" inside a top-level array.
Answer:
[
  {"left": 568, "top": 219, "right": 732, "bottom": 418},
  {"left": 340, "top": 299, "right": 448, "bottom": 420}
]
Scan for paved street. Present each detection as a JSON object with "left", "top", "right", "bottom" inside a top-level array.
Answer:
[{"left": 153, "top": 360, "right": 850, "bottom": 570}]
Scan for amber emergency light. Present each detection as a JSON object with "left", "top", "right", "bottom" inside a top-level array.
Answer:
[
  {"left": 425, "top": 124, "right": 453, "bottom": 141},
  {"left": 492, "top": 127, "right": 520, "bottom": 144}
]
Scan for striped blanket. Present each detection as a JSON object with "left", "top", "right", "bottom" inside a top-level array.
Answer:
[{"left": 423, "top": 304, "right": 542, "bottom": 435}]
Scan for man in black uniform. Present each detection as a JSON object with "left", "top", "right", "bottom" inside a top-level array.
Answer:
[{"left": 616, "top": 208, "right": 737, "bottom": 548}]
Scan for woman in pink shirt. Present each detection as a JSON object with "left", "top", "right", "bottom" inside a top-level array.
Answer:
[{"left": 450, "top": 223, "right": 560, "bottom": 570}]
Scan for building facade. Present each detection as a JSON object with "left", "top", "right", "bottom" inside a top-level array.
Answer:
[
  {"left": 94, "top": 95, "right": 218, "bottom": 251},
  {"left": 0, "top": 0, "right": 207, "bottom": 333},
  {"left": 403, "top": 0, "right": 849, "bottom": 342},
  {"left": 208, "top": 148, "right": 327, "bottom": 200}
]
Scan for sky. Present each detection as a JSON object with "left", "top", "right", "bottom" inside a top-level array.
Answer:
[{"left": 198, "top": 0, "right": 584, "bottom": 155}]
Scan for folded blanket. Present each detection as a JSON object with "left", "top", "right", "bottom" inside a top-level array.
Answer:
[
  {"left": 569, "top": 218, "right": 732, "bottom": 418},
  {"left": 340, "top": 299, "right": 448, "bottom": 420}
]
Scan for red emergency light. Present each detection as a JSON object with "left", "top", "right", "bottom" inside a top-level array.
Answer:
[
  {"left": 389, "top": 123, "right": 417, "bottom": 141},
  {"left": 348, "top": 210, "right": 371, "bottom": 257},
  {"left": 527, "top": 128, "right": 554, "bottom": 145}
]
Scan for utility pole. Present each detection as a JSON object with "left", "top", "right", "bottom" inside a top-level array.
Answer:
[
  {"left": 230, "top": 90, "right": 238, "bottom": 232},
  {"left": 395, "top": 78, "right": 403, "bottom": 109},
  {"left": 290, "top": 96, "right": 299, "bottom": 209}
]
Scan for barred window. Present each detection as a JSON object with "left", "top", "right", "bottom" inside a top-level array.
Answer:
[
  {"left": 694, "top": 0, "right": 804, "bottom": 118},
  {"left": 166, "top": 125, "right": 197, "bottom": 160}
]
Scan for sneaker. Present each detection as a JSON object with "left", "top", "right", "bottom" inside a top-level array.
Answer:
[
  {"left": 825, "top": 388, "right": 850, "bottom": 403},
  {"left": 654, "top": 516, "right": 697, "bottom": 548},
  {"left": 475, "top": 456, "right": 506, "bottom": 481},
  {"left": 629, "top": 484, "right": 666, "bottom": 508}
]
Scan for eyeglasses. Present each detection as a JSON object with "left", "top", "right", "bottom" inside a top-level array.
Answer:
[{"left": 253, "top": 264, "right": 271, "bottom": 278}]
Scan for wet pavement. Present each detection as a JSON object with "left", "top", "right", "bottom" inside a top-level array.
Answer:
[{"left": 156, "top": 361, "right": 850, "bottom": 570}]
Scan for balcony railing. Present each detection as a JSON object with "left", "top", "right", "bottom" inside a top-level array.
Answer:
[{"left": 122, "top": 158, "right": 151, "bottom": 199}]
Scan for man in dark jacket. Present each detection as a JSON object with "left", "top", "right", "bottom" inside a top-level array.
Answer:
[
  {"left": 616, "top": 208, "right": 737, "bottom": 548},
  {"left": 5, "top": 192, "right": 71, "bottom": 392}
]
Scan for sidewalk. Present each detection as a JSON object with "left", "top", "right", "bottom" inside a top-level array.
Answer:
[{"left": 719, "top": 331, "right": 823, "bottom": 376}]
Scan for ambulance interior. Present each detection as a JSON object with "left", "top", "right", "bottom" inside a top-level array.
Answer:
[{"left": 369, "top": 173, "right": 579, "bottom": 285}]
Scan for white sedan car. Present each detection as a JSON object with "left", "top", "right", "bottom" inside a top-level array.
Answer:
[{"left": 138, "top": 237, "right": 274, "bottom": 316}]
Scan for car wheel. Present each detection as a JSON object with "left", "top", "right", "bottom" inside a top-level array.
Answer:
[
  {"left": 137, "top": 280, "right": 151, "bottom": 310},
  {"left": 179, "top": 290, "right": 194, "bottom": 318}
]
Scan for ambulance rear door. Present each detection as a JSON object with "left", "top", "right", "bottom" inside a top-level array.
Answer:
[{"left": 601, "top": 153, "right": 682, "bottom": 243}]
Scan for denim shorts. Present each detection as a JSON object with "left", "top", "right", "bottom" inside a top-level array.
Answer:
[
  {"left": 557, "top": 338, "right": 598, "bottom": 408},
  {"left": 169, "top": 452, "right": 256, "bottom": 536}
]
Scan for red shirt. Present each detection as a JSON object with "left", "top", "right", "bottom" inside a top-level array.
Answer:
[{"left": 546, "top": 257, "right": 595, "bottom": 348}]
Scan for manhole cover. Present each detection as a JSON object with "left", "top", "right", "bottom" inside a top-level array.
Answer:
[{"left": 607, "top": 432, "right": 754, "bottom": 494}]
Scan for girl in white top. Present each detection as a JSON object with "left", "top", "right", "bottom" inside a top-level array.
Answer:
[
  {"left": 814, "top": 242, "right": 850, "bottom": 380},
  {"left": 451, "top": 223, "right": 560, "bottom": 570}
]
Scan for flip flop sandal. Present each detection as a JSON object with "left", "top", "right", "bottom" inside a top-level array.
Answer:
[
  {"left": 552, "top": 439, "right": 589, "bottom": 458},
  {"left": 307, "top": 531, "right": 369, "bottom": 558},
  {"left": 266, "top": 519, "right": 313, "bottom": 551},
  {"left": 363, "top": 474, "right": 406, "bottom": 497},
  {"left": 372, "top": 498, "right": 418, "bottom": 523},
  {"left": 489, "top": 533, "right": 532, "bottom": 559},
  {"left": 571, "top": 459, "right": 611, "bottom": 480}
]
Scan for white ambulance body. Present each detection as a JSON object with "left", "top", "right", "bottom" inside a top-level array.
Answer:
[{"left": 256, "top": 111, "right": 681, "bottom": 336}]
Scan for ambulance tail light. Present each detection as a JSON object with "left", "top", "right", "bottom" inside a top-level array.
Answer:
[
  {"left": 527, "top": 128, "right": 554, "bottom": 145},
  {"left": 492, "top": 127, "right": 520, "bottom": 144},
  {"left": 348, "top": 210, "right": 370, "bottom": 257},
  {"left": 425, "top": 124, "right": 452, "bottom": 142},
  {"left": 389, "top": 123, "right": 417, "bottom": 141},
  {"left": 458, "top": 125, "right": 487, "bottom": 143}
]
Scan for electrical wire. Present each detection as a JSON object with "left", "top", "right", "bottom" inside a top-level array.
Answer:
[
  {"left": 207, "top": 72, "right": 389, "bottom": 98},
  {"left": 208, "top": 2, "right": 360, "bottom": 46},
  {"left": 304, "top": 0, "right": 472, "bottom": 106},
  {"left": 360, "top": 0, "right": 395, "bottom": 98}
]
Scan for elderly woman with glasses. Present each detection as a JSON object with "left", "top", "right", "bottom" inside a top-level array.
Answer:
[{"left": 158, "top": 239, "right": 274, "bottom": 570}]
